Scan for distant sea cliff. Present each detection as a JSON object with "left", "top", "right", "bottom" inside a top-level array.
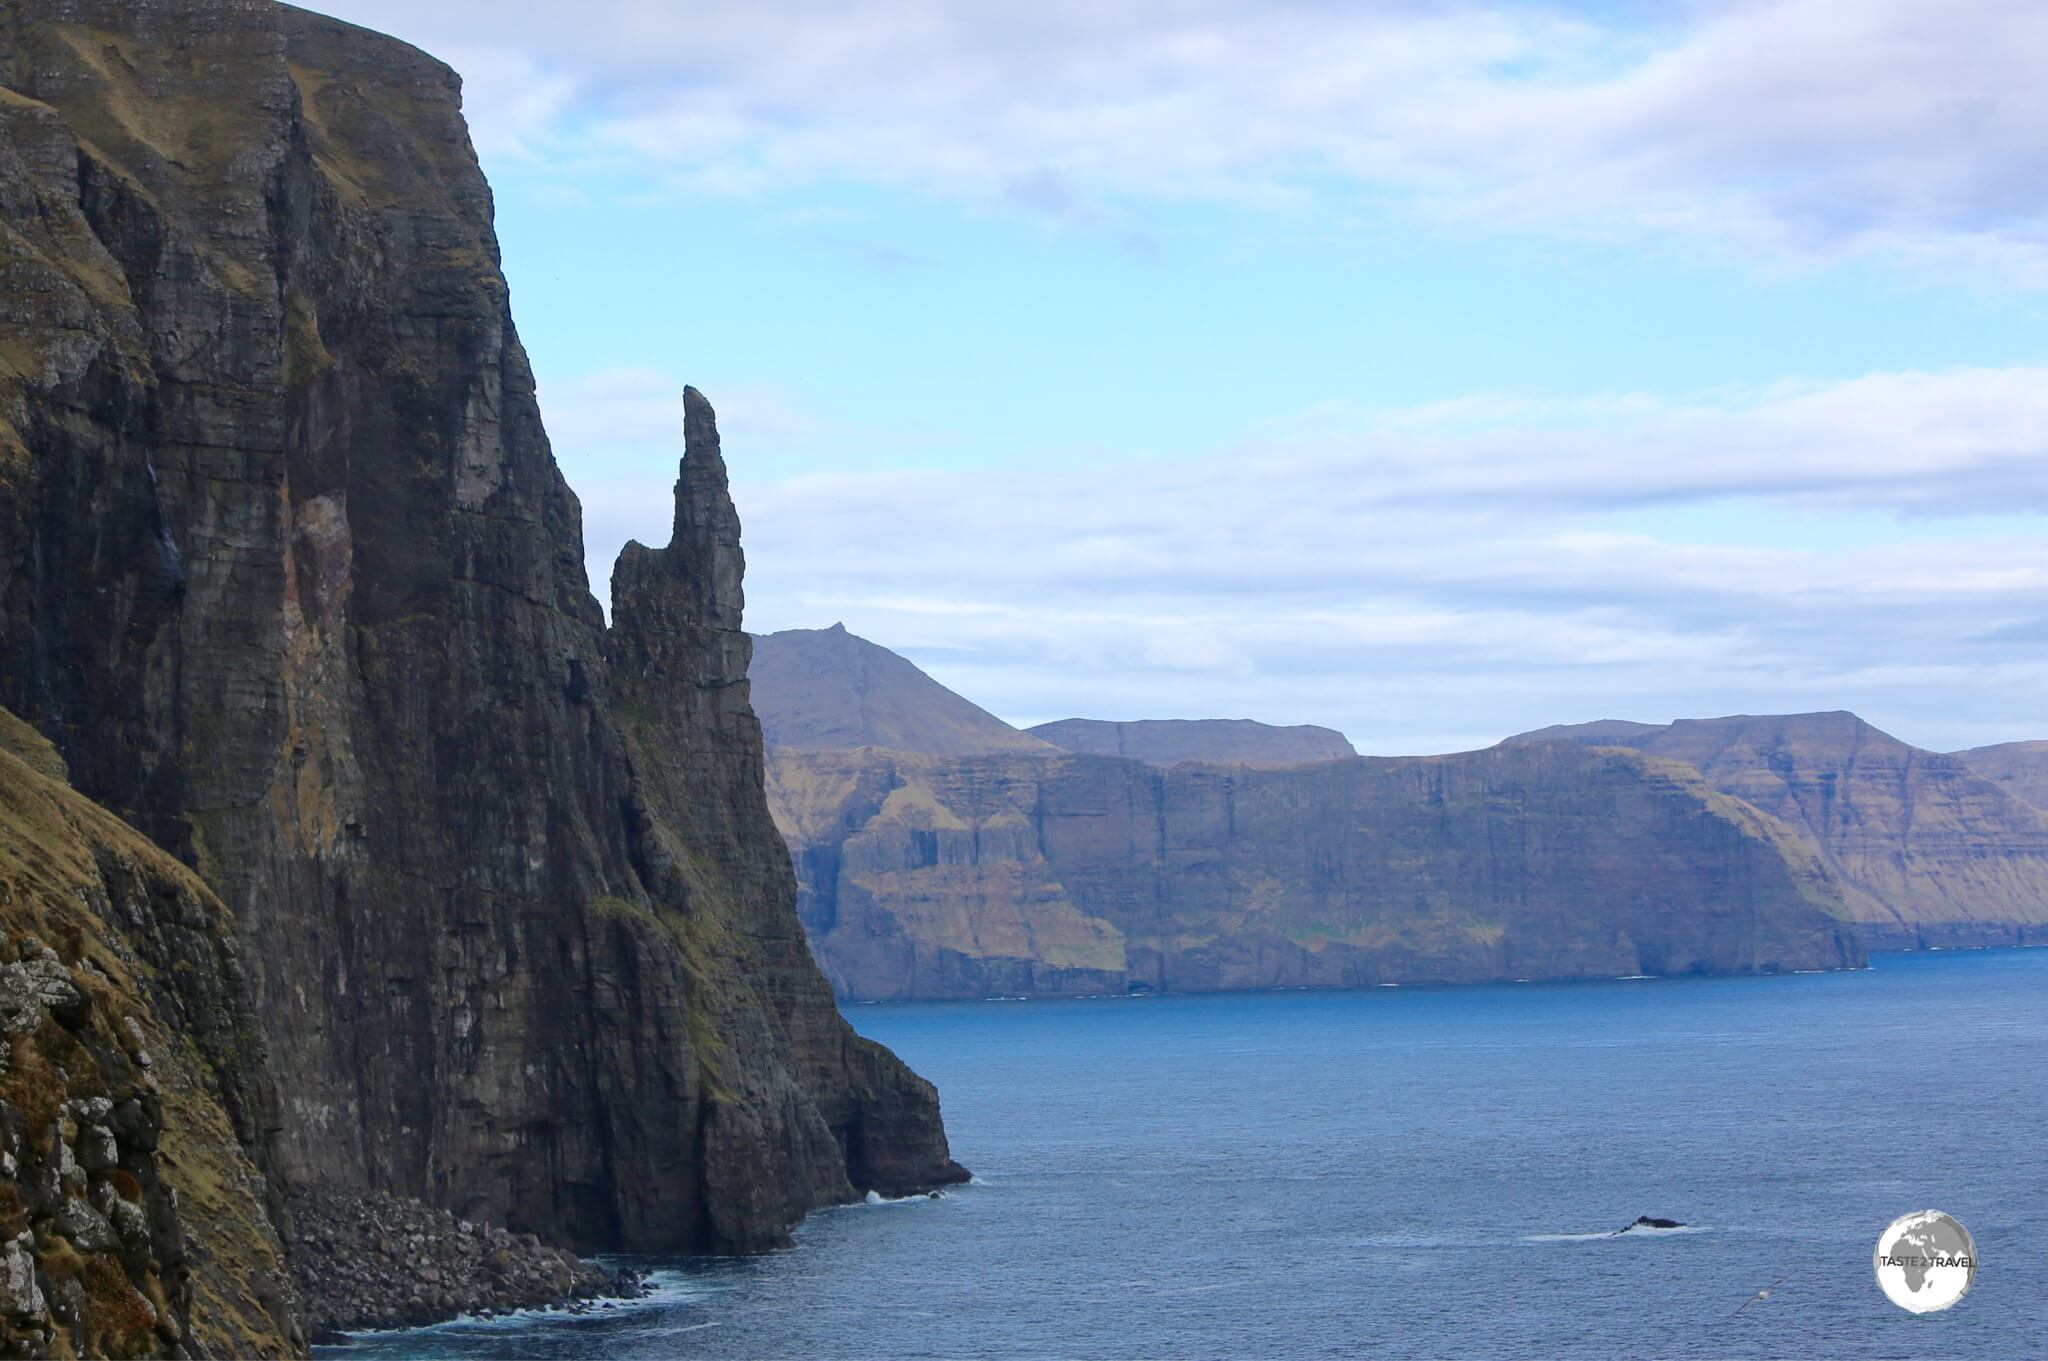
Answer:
[
  {"left": 751, "top": 627, "right": 1881, "bottom": 1001},
  {"left": 1506, "top": 714, "right": 2048, "bottom": 950}
]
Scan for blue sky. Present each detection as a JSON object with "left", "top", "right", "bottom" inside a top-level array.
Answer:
[{"left": 312, "top": 0, "right": 2048, "bottom": 754}]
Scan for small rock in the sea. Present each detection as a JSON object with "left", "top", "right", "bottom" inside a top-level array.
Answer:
[{"left": 1615, "top": 1215, "right": 1685, "bottom": 1233}]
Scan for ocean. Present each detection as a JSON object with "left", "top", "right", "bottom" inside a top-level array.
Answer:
[{"left": 328, "top": 949, "right": 2047, "bottom": 1358}]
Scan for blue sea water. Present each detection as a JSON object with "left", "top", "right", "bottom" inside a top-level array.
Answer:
[{"left": 330, "top": 950, "right": 2048, "bottom": 1359}]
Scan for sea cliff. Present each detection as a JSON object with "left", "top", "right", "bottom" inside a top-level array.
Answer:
[
  {"left": 770, "top": 741, "right": 1863, "bottom": 1000},
  {"left": 1510, "top": 713, "right": 2048, "bottom": 950},
  {"left": 0, "top": 0, "right": 961, "bottom": 1271}
]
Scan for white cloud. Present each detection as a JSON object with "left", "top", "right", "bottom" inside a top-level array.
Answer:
[
  {"left": 285, "top": 1, "right": 2048, "bottom": 747},
  {"left": 425, "top": 45, "right": 578, "bottom": 159},
  {"left": 546, "top": 363, "right": 2048, "bottom": 753},
  {"left": 311, "top": 0, "right": 2048, "bottom": 274},
  {"left": 539, "top": 369, "right": 833, "bottom": 459}
]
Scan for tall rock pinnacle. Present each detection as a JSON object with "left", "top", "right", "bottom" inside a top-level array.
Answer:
[
  {"left": 0, "top": 0, "right": 962, "bottom": 1257},
  {"left": 671, "top": 385, "right": 745, "bottom": 631},
  {"left": 611, "top": 386, "right": 749, "bottom": 703},
  {"left": 609, "top": 387, "right": 970, "bottom": 1246}
]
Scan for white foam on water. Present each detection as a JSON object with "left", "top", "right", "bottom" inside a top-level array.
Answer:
[
  {"left": 1521, "top": 1231, "right": 1616, "bottom": 1243},
  {"left": 336, "top": 1269, "right": 702, "bottom": 1340},
  {"left": 840, "top": 1188, "right": 949, "bottom": 1209},
  {"left": 1523, "top": 1225, "right": 1709, "bottom": 1243}
]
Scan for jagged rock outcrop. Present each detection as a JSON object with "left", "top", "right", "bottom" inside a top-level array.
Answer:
[
  {"left": 749, "top": 625, "right": 1055, "bottom": 755},
  {"left": 0, "top": 0, "right": 960, "bottom": 1259},
  {"left": 1028, "top": 717, "right": 1357, "bottom": 766},
  {"left": 769, "top": 741, "right": 1863, "bottom": 1001},
  {"left": 1508, "top": 713, "right": 2048, "bottom": 949},
  {"left": 0, "top": 713, "right": 300, "bottom": 1357},
  {"left": 606, "top": 392, "right": 966, "bottom": 1246}
]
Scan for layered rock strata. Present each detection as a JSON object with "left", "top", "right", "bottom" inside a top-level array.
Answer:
[
  {"left": 0, "top": 0, "right": 960, "bottom": 1260},
  {"left": 1509, "top": 713, "right": 2048, "bottom": 949},
  {"left": 0, "top": 715, "right": 300, "bottom": 1357},
  {"left": 1952, "top": 740, "right": 2048, "bottom": 816},
  {"left": 768, "top": 741, "right": 1863, "bottom": 1000}
]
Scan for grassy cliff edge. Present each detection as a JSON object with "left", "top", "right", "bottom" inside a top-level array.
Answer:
[{"left": 0, "top": 711, "right": 299, "bottom": 1357}]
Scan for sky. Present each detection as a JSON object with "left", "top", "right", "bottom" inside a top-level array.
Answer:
[{"left": 307, "top": 0, "right": 2048, "bottom": 755}]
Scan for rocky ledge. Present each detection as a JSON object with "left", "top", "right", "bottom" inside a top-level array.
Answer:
[
  {"left": 0, "top": 721, "right": 300, "bottom": 1356},
  {"left": 288, "top": 1188, "right": 649, "bottom": 1340}
]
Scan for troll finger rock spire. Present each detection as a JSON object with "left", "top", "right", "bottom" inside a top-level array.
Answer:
[
  {"left": 2, "top": 0, "right": 961, "bottom": 1267},
  {"left": 612, "top": 385, "right": 748, "bottom": 693}
]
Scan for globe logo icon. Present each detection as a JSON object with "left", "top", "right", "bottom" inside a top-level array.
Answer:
[{"left": 1873, "top": 1211, "right": 1976, "bottom": 1313}]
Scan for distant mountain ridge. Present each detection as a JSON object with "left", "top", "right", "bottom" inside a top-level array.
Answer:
[
  {"left": 751, "top": 627, "right": 1865, "bottom": 999},
  {"left": 749, "top": 625, "right": 1055, "bottom": 755},
  {"left": 1953, "top": 740, "right": 2048, "bottom": 814},
  {"left": 1506, "top": 712, "right": 2048, "bottom": 949},
  {"left": 751, "top": 628, "right": 2048, "bottom": 998},
  {"left": 769, "top": 741, "right": 1860, "bottom": 1000},
  {"left": 1030, "top": 717, "right": 1357, "bottom": 766},
  {"left": 1510, "top": 719, "right": 1666, "bottom": 746}
]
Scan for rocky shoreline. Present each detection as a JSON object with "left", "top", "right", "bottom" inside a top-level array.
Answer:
[{"left": 289, "top": 1187, "right": 651, "bottom": 1343}]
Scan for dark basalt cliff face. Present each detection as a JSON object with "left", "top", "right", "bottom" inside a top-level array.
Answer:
[
  {"left": 0, "top": 714, "right": 299, "bottom": 1357},
  {"left": 1028, "top": 718, "right": 1357, "bottom": 767},
  {"left": 607, "top": 396, "right": 966, "bottom": 1243},
  {"left": 0, "top": 0, "right": 960, "bottom": 1256},
  {"left": 768, "top": 741, "right": 1863, "bottom": 1001},
  {"left": 1509, "top": 713, "right": 2048, "bottom": 950}
]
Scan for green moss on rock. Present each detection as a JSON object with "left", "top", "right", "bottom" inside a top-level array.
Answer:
[{"left": 0, "top": 716, "right": 301, "bottom": 1356}]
